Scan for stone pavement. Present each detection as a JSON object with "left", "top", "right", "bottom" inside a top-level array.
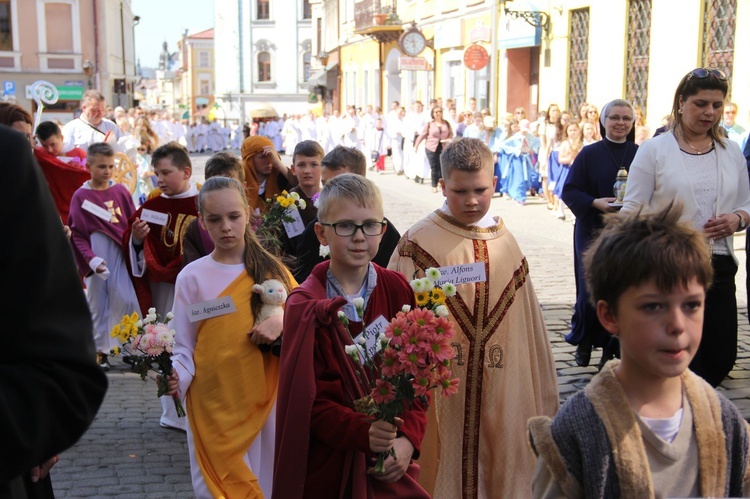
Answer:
[{"left": 51, "top": 152, "right": 750, "bottom": 497}]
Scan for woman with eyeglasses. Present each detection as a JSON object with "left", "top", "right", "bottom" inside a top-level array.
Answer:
[
  {"left": 622, "top": 68, "right": 750, "bottom": 388},
  {"left": 414, "top": 106, "right": 454, "bottom": 192}
]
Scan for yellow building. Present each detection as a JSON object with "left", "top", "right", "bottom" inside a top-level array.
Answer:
[
  {"left": 327, "top": 0, "right": 750, "bottom": 130},
  {"left": 175, "top": 28, "right": 214, "bottom": 121}
]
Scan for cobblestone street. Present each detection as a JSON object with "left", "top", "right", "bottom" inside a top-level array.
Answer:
[{"left": 52, "top": 153, "right": 750, "bottom": 497}]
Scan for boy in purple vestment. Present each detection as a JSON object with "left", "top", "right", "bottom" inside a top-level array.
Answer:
[{"left": 68, "top": 143, "right": 140, "bottom": 369}]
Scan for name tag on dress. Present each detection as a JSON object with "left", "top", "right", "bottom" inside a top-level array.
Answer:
[
  {"left": 282, "top": 208, "right": 305, "bottom": 238},
  {"left": 141, "top": 208, "right": 168, "bottom": 226},
  {"left": 188, "top": 296, "right": 237, "bottom": 323},
  {"left": 82, "top": 199, "right": 113, "bottom": 222},
  {"left": 434, "top": 263, "right": 487, "bottom": 286},
  {"left": 352, "top": 315, "right": 389, "bottom": 361}
]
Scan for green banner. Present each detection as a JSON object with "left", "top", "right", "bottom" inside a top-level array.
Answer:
[{"left": 56, "top": 85, "right": 84, "bottom": 100}]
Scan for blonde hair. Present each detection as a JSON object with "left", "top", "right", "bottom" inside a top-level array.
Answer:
[
  {"left": 198, "top": 177, "right": 293, "bottom": 317},
  {"left": 317, "top": 173, "right": 383, "bottom": 222}
]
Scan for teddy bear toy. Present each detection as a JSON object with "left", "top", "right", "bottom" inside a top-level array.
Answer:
[{"left": 252, "top": 279, "right": 287, "bottom": 356}]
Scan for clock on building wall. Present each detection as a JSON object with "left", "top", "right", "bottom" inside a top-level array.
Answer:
[{"left": 399, "top": 26, "right": 427, "bottom": 57}]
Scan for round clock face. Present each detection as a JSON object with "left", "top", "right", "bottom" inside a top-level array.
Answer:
[{"left": 401, "top": 30, "right": 426, "bottom": 57}]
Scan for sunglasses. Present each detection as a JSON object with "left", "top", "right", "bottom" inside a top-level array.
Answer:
[{"left": 687, "top": 68, "right": 727, "bottom": 81}]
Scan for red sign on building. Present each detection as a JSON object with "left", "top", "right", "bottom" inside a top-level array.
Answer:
[{"left": 463, "top": 44, "right": 490, "bottom": 71}]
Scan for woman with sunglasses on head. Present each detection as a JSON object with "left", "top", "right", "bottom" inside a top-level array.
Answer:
[{"left": 622, "top": 68, "right": 750, "bottom": 388}]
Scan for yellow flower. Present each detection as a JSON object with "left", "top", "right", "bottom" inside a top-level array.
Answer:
[
  {"left": 415, "top": 291, "right": 430, "bottom": 307},
  {"left": 129, "top": 311, "right": 139, "bottom": 323},
  {"left": 281, "top": 190, "right": 289, "bottom": 196},
  {"left": 110, "top": 324, "right": 120, "bottom": 338},
  {"left": 431, "top": 288, "right": 446, "bottom": 305},
  {"left": 111, "top": 346, "right": 120, "bottom": 356}
]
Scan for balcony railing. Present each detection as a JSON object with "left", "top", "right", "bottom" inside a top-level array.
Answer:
[{"left": 354, "top": 0, "right": 397, "bottom": 31}]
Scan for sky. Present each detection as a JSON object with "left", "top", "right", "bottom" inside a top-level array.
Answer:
[{"left": 132, "top": 0, "right": 215, "bottom": 69}]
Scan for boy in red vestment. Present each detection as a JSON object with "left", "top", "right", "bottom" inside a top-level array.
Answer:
[
  {"left": 274, "top": 174, "right": 429, "bottom": 499},
  {"left": 123, "top": 142, "right": 198, "bottom": 431},
  {"left": 33, "top": 121, "right": 90, "bottom": 224}
]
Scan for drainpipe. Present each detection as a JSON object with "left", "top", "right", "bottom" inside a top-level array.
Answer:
[
  {"left": 93, "top": 0, "right": 101, "bottom": 90},
  {"left": 120, "top": 0, "right": 127, "bottom": 106},
  {"left": 239, "top": 0, "right": 245, "bottom": 125},
  {"left": 489, "top": 0, "right": 498, "bottom": 115}
]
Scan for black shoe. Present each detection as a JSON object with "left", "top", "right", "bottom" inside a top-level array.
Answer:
[{"left": 574, "top": 343, "right": 591, "bottom": 367}]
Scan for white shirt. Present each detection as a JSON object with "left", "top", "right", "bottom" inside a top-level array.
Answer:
[{"left": 62, "top": 116, "right": 121, "bottom": 150}]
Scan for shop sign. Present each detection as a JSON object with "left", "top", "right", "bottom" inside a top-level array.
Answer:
[
  {"left": 398, "top": 57, "right": 430, "bottom": 71},
  {"left": 463, "top": 45, "right": 490, "bottom": 71}
]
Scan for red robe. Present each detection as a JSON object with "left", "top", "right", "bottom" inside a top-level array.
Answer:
[
  {"left": 33, "top": 147, "right": 91, "bottom": 224},
  {"left": 122, "top": 194, "right": 198, "bottom": 315},
  {"left": 273, "top": 262, "right": 429, "bottom": 499}
]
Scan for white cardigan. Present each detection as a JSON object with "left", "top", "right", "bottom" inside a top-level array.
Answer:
[{"left": 622, "top": 131, "right": 750, "bottom": 263}]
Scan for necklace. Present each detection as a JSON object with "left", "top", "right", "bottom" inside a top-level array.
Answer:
[{"left": 680, "top": 129, "right": 714, "bottom": 154}]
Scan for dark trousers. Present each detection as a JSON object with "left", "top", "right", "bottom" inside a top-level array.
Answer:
[
  {"left": 425, "top": 148, "right": 442, "bottom": 188},
  {"left": 689, "top": 254, "right": 738, "bottom": 387}
]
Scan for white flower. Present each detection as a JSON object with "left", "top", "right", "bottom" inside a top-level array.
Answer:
[
  {"left": 425, "top": 267, "right": 441, "bottom": 281},
  {"left": 319, "top": 245, "right": 330, "bottom": 258},
  {"left": 357, "top": 336, "right": 367, "bottom": 346},
  {"left": 344, "top": 344, "right": 361, "bottom": 363},
  {"left": 144, "top": 313, "right": 157, "bottom": 324},
  {"left": 135, "top": 320, "right": 143, "bottom": 328},
  {"left": 442, "top": 282, "right": 457, "bottom": 297},
  {"left": 401, "top": 305, "right": 412, "bottom": 313},
  {"left": 410, "top": 279, "right": 425, "bottom": 292},
  {"left": 148, "top": 307, "right": 156, "bottom": 315},
  {"left": 435, "top": 305, "right": 450, "bottom": 317},
  {"left": 337, "top": 311, "right": 347, "bottom": 321},
  {"left": 379, "top": 332, "right": 389, "bottom": 347},
  {"left": 420, "top": 277, "right": 433, "bottom": 291},
  {"left": 289, "top": 191, "right": 300, "bottom": 201},
  {"left": 313, "top": 197, "right": 320, "bottom": 208},
  {"left": 298, "top": 199, "right": 306, "bottom": 210},
  {"left": 165, "top": 312, "right": 174, "bottom": 321},
  {"left": 353, "top": 297, "right": 365, "bottom": 317}
]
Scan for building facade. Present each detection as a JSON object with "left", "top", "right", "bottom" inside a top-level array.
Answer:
[
  {"left": 0, "top": 0, "right": 137, "bottom": 122},
  {"left": 317, "top": 0, "right": 749, "bottom": 131},
  {"left": 174, "top": 28, "right": 215, "bottom": 122},
  {"left": 214, "top": 0, "right": 314, "bottom": 122}
]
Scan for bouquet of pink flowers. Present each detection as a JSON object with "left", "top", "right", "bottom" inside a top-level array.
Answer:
[
  {"left": 339, "top": 268, "right": 460, "bottom": 473},
  {"left": 110, "top": 308, "right": 185, "bottom": 418}
]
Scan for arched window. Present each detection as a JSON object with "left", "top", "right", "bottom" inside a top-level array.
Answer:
[
  {"left": 258, "top": 52, "right": 271, "bottom": 82},
  {"left": 303, "top": 52, "right": 311, "bottom": 82}
]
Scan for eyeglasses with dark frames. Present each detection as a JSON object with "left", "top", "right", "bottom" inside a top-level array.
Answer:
[
  {"left": 687, "top": 68, "right": 728, "bottom": 81},
  {"left": 319, "top": 220, "right": 387, "bottom": 237}
]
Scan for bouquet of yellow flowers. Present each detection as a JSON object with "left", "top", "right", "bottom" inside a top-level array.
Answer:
[
  {"left": 339, "top": 267, "right": 460, "bottom": 473},
  {"left": 256, "top": 190, "right": 307, "bottom": 256},
  {"left": 110, "top": 308, "right": 185, "bottom": 418}
]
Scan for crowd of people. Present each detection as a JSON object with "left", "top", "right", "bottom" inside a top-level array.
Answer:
[{"left": 4, "top": 67, "right": 750, "bottom": 499}]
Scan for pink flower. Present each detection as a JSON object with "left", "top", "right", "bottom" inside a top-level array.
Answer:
[
  {"left": 385, "top": 316, "right": 409, "bottom": 347},
  {"left": 397, "top": 350, "right": 425, "bottom": 376},
  {"left": 434, "top": 317, "right": 455, "bottom": 339},
  {"left": 381, "top": 348, "right": 400, "bottom": 378},
  {"left": 407, "top": 307, "right": 436, "bottom": 328},
  {"left": 440, "top": 376, "right": 460, "bottom": 398},
  {"left": 427, "top": 336, "right": 455, "bottom": 363},
  {"left": 411, "top": 372, "right": 431, "bottom": 397},
  {"left": 131, "top": 334, "right": 142, "bottom": 350},
  {"left": 144, "top": 324, "right": 156, "bottom": 335},
  {"left": 401, "top": 325, "right": 428, "bottom": 353},
  {"left": 371, "top": 379, "right": 396, "bottom": 404}
]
